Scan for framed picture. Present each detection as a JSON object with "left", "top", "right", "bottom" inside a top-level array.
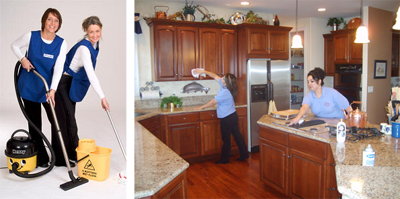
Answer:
[{"left": 374, "top": 60, "right": 387, "bottom": 79}]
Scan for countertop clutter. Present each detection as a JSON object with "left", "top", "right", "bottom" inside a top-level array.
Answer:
[
  {"left": 134, "top": 104, "right": 246, "bottom": 198},
  {"left": 257, "top": 114, "right": 400, "bottom": 199}
]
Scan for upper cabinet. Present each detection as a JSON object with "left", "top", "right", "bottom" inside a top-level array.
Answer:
[
  {"left": 239, "top": 24, "right": 292, "bottom": 60},
  {"left": 392, "top": 31, "right": 400, "bottom": 77},
  {"left": 332, "top": 29, "right": 362, "bottom": 64},
  {"left": 323, "top": 34, "right": 335, "bottom": 76},
  {"left": 147, "top": 19, "right": 236, "bottom": 82}
]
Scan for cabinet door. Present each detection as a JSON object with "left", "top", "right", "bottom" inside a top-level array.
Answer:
[
  {"left": 288, "top": 149, "right": 326, "bottom": 199},
  {"left": 269, "top": 30, "right": 289, "bottom": 59},
  {"left": 247, "top": 28, "right": 269, "bottom": 55},
  {"left": 201, "top": 120, "right": 222, "bottom": 155},
  {"left": 199, "top": 28, "right": 219, "bottom": 79},
  {"left": 148, "top": 126, "right": 166, "bottom": 144},
  {"left": 260, "top": 138, "right": 288, "bottom": 195},
  {"left": 177, "top": 26, "right": 199, "bottom": 80},
  {"left": 334, "top": 34, "right": 348, "bottom": 63},
  {"left": 324, "top": 34, "right": 335, "bottom": 76},
  {"left": 349, "top": 33, "right": 362, "bottom": 63},
  {"left": 168, "top": 122, "right": 201, "bottom": 159},
  {"left": 153, "top": 25, "right": 178, "bottom": 81},
  {"left": 220, "top": 29, "right": 236, "bottom": 76}
]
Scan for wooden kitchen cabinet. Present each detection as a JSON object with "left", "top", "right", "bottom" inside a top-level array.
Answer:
[
  {"left": 392, "top": 31, "right": 400, "bottom": 77},
  {"left": 332, "top": 29, "right": 362, "bottom": 64},
  {"left": 147, "top": 18, "right": 237, "bottom": 81},
  {"left": 199, "top": 28, "right": 237, "bottom": 78},
  {"left": 144, "top": 170, "right": 188, "bottom": 199},
  {"left": 168, "top": 113, "right": 201, "bottom": 159},
  {"left": 259, "top": 125, "right": 340, "bottom": 198},
  {"left": 238, "top": 24, "right": 292, "bottom": 59},
  {"left": 323, "top": 34, "right": 335, "bottom": 76},
  {"left": 138, "top": 115, "right": 166, "bottom": 144}
]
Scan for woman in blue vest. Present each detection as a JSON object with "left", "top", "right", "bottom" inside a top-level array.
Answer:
[
  {"left": 193, "top": 69, "right": 249, "bottom": 164},
  {"left": 11, "top": 8, "right": 67, "bottom": 168},
  {"left": 54, "top": 16, "right": 109, "bottom": 167}
]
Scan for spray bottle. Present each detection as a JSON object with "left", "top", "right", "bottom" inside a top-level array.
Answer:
[
  {"left": 362, "top": 144, "right": 375, "bottom": 166},
  {"left": 336, "top": 119, "right": 346, "bottom": 143}
]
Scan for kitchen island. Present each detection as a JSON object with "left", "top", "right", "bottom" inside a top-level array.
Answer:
[
  {"left": 257, "top": 114, "right": 400, "bottom": 199},
  {"left": 135, "top": 104, "right": 247, "bottom": 198}
]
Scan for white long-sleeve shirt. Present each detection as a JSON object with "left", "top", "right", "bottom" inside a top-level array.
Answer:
[
  {"left": 11, "top": 32, "right": 67, "bottom": 91},
  {"left": 65, "top": 39, "right": 105, "bottom": 99}
]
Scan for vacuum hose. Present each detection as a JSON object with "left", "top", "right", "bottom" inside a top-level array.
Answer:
[{"left": 13, "top": 61, "right": 56, "bottom": 178}]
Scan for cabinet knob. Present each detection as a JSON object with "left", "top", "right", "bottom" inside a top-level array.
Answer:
[
  {"left": 330, "top": 163, "right": 336, "bottom": 166},
  {"left": 183, "top": 118, "right": 186, "bottom": 120},
  {"left": 330, "top": 188, "right": 337, "bottom": 191},
  {"left": 212, "top": 115, "right": 214, "bottom": 117},
  {"left": 283, "top": 154, "right": 286, "bottom": 157},
  {"left": 176, "top": 74, "right": 178, "bottom": 76},
  {"left": 287, "top": 156, "right": 291, "bottom": 158}
]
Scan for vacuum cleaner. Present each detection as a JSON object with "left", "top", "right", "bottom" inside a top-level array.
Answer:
[{"left": 6, "top": 61, "right": 88, "bottom": 190}]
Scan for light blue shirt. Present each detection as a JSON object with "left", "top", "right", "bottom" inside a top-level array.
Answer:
[
  {"left": 215, "top": 78, "right": 236, "bottom": 118},
  {"left": 302, "top": 87, "right": 350, "bottom": 119}
]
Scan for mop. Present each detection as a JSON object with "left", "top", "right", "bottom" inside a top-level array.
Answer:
[
  {"left": 31, "top": 69, "right": 88, "bottom": 191},
  {"left": 106, "top": 109, "right": 131, "bottom": 161}
]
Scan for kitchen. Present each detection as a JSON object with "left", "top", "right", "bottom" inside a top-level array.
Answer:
[{"left": 134, "top": 0, "right": 399, "bottom": 198}]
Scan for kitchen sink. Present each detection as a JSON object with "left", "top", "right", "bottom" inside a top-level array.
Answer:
[{"left": 134, "top": 112, "right": 148, "bottom": 117}]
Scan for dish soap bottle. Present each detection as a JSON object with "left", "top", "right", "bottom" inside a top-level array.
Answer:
[
  {"left": 362, "top": 144, "right": 375, "bottom": 166},
  {"left": 336, "top": 119, "right": 346, "bottom": 143}
]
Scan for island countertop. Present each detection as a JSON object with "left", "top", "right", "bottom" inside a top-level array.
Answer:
[
  {"left": 134, "top": 104, "right": 246, "bottom": 198},
  {"left": 257, "top": 114, "right": 400, "bottom": 199}
]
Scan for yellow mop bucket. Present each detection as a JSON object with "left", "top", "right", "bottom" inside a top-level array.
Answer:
[{"left": 76, "top": 139, "right": 112, "bottom": 181}]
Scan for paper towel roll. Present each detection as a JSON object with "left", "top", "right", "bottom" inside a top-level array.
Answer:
[{"left": 140, "top": 91, "right": 160, "bottom": 99}]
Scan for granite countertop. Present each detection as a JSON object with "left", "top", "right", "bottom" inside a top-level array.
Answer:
[
  {"left": 134, "top": 104, "right": 246, "bottom": 198},
  {"left": 257, "top": 114, "right": 400, "bottom": 199}
]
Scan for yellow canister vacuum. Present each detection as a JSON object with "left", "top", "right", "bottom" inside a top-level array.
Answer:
[{"left": 7, "top": 61, "right": 88, "bottom": 190}]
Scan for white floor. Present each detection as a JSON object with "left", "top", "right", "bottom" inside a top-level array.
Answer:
[{"left": 0, "top": 107, "right": 127, "bottom": 199}]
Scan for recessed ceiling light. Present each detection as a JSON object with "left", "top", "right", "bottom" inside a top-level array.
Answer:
[
  {"left": 241, "top": 2, "right": 250, "bottom": 5},
  {"left": 318, "top": 8, "right": 326, "bottom": 12}
]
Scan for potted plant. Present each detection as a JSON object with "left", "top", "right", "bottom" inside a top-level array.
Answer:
[
  {"left": 182, "top": 0, "right": 196, "bottom": 21},
  {"left": 160, "top": 94, "right": 183, "bottom": 108},
  {"left": 327, "top": 17, "right": 346, "bottom": 31}
]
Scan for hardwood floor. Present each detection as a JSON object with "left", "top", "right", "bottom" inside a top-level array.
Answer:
[{"left": 186, "top": 152, "right": 280, "bottom": 198}]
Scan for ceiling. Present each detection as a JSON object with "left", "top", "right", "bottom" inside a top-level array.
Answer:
[{"left": 156, "top": 0, "right": 400, "bottom": 20}]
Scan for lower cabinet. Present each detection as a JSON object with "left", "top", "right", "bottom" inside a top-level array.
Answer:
[
  {"left": 259, "top": 125, "right": 339, "bottom": 198},
  {"left": 138, "top": 115, "right": 166, "bottom": 144},
  {"left": 144, "top": 170, "right": 188, "bottom": 199}
]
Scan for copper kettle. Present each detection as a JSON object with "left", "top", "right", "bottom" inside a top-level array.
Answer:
[{"left": 346, "top": 101, "right": 368, "bottom": 128}]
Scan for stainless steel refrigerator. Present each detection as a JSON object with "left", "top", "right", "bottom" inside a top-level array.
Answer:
[{"left": 246, "top": 59, "right": 291, "bottom": 152}]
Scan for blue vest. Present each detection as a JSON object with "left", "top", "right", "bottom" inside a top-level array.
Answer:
[
  {"left": 64, "top": 39, "right": 99, "bottom": 102},
  {"left": 18, "top": 30, "right": 63, "bottom": 102}
]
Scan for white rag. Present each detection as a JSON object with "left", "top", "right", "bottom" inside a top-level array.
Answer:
[{"left": 191, "top": 68, "right": 206, "bottom": 78}]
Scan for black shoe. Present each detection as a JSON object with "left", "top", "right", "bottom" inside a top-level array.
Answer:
[
  {"left": 237, "top": 156, "right": 249, "bottom": 161},
  {"left": 215, "top": 160, "right": 229, "bottom": 164},
  {"left": 37, "top": 162, "right": 49, "bottom": 168}
]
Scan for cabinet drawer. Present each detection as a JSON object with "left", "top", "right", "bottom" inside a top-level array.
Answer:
[
  {"left": 168, "top": 112, "right": 199, "bottom": 124},
  {"left": 236, "top": 107, "right": 247, "bottom": 116},
  {"left": 259, "top": 125, "right": 288, "bottom": 146},
  {"left": 138, "top": 116, "right": 160, "bottom": 129},
  {"left": 200, "top": 110, "right": 218, "bottom": 121},
  {"left": 289, "top": 134, "right": 328, "bottom": 159}
]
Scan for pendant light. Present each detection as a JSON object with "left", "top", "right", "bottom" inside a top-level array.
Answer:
[
  {"left": 354, "top": 0, "right": 370, "bottom": 43},
  {"left": 393, "top": 6, "right": 400, "bottom": 30},
  {"left": 291, "top": 0, "right": 303, "bottom": 48}
]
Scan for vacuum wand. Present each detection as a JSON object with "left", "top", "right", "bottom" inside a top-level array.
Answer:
[
  {"left": 106, "top": 109, "right": 127, "bottom": 161},
  {"left": 31, "top": 69, "right": 88, "bottom": 191}
]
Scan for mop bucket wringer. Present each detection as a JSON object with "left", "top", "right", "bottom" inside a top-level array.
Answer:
[{"left": 76, "top": 139, "right": 112, "bottom": 181}]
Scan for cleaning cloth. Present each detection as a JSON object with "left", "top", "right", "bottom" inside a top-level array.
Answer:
[{"left": 191, "top": 68, "right": 206, "bottom": 78}]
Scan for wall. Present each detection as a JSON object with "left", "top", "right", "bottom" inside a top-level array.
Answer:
[
  {"left": 134, "top": 0, "right": 275, "bottom": 101},
  {"left": 0, "top": 0, "right": 126, "bottom": 112},
  {"left": 364, "top": 7, "right": 393, "bottom": 124}
]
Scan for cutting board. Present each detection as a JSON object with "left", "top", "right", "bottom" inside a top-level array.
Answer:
[{"left": 271, "top": 109, "right": 299, "bottom": 120}]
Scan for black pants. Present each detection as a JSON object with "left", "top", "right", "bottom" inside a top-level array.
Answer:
[
  {"left": 219, "top": 112, "right": 249, "bottom": 161},
  {"left": 53, "top": 75, "right": 79, "bottom": 165},
  {"left": 22, "top": 98, "right": 54, "bottom": 165}
]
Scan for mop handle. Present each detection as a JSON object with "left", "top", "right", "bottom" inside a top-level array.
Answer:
[
  {"left": 106, "top": 109, "right": 127, "bottom": 161},
  {"left": 31, "top": 69, "right": 73, "bottom": 171}
]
